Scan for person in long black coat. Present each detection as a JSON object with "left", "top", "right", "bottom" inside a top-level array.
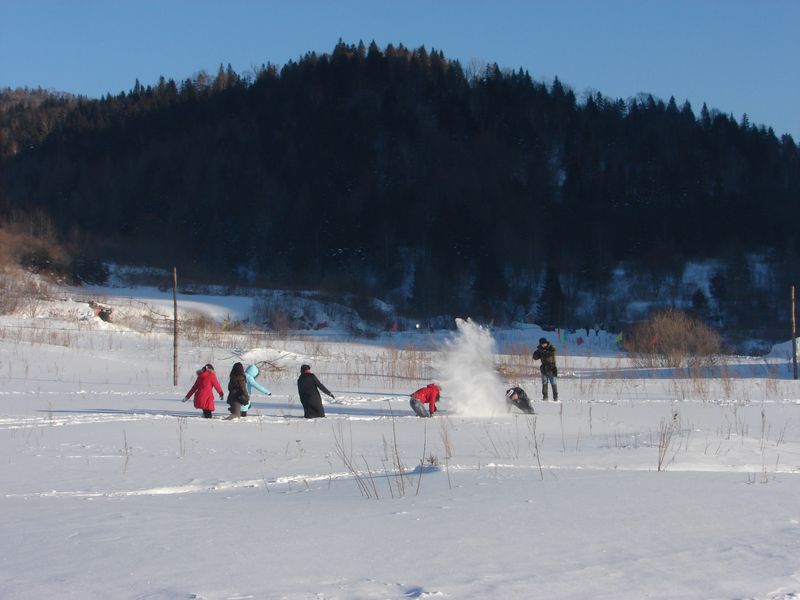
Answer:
[
  {"left": 225, "top": 362, "right": 250, "bottom": 420},
  {"left": 297, "top": 364, "right": 334, "bottom": 418}
]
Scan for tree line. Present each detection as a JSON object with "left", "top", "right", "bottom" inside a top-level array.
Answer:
[{"left": 0, "top": 41, "right": 798, "bottom": 336}]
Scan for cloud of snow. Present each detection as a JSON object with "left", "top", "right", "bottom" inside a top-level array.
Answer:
[{"left": 439, "top": 318, "right": 504, "bottom": 417}]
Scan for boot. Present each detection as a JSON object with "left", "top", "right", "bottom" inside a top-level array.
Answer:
[
  {"left": 552, "top": 384, "right": 559, "bottom": 401},
  {"left": 542, "top": 384, "right": 548, "bottom": 401}
]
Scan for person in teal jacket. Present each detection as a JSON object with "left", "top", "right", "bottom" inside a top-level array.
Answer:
[{"left": 241, "top": 364, "right": 271, "bottom": 417}]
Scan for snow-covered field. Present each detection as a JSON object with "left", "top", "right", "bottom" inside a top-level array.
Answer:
[{"left": 1, "top": 287, "right": 800, "bottom": 599}]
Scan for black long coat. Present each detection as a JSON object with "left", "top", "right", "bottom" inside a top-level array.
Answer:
[
  {"left": 297, "top": 372, "right": 332, "bottom": 418},
  {"left": 227, "top": 373, "right": 249, "bottom": 406}
]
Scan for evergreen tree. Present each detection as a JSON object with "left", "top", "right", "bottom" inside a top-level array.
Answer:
[
  {"left": 538, "top": 266, "right": 566, "bottom": 327},
  {"left": 0, "top": 42, "right": 798, "bottom": 338}
]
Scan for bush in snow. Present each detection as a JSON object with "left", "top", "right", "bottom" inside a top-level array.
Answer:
[
  {"left": 0, "top": 269, "right": 52, "bottom": 316},
  {"left": 623, "top": 309, "right": 723, "bottom": 368}
]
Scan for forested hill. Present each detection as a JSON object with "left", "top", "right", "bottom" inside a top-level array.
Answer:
[{"left": 1, "top": 41, "right": 799, "bottom": 328}]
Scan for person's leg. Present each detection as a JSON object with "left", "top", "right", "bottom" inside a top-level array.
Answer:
[
  {"left": 303, "top": 396, "right": 325, "bottom": 418},
  {"left": 410, "top": 397, "right": 429, "bottom": 417},
  {"left": 225, "top": 402, "right": 241, "bottom": 420},
  {"left": 305, "top": 398, "right": 325, "bottom": 418},
  {"left": 541, "top": 373, "right": 548, "bottom": 400},
  {"left": 550, "top": 375, "right": 559, "bottom": 400},
  {"left": 202, "top": 410, "right": 213, "bottom": 418}
]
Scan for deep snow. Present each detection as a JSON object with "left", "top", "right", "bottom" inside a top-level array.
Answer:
[{"left": 1, "top": 288, "right": 799, "bottom": 599}]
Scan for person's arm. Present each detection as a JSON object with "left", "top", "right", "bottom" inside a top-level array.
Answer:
[
  {"left": 212, "top": 374, "right": 224, "bottom": 399},
  {"left": 184, "top": 379, "right": 199, "bottom": 400},
  {"left": 247, "top": 373, "right": 271, "bottom": 395},
  {"left": 314, "top": 375, "right": 334, "bottom": 398}
]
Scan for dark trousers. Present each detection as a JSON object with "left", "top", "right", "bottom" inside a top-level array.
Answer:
[
  {"left": 508, "top": 398, "right": 534, "bottom": 413},
  {"left": 202, "top": 410, "right": 213, "bottom": 418},
  {"left": 541, "top": 372, "right": 558, "bottom": 400},
  {"left": 410, "top": 397, "right": 431, "bottom": 417}
]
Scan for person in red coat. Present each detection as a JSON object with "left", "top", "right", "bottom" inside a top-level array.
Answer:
[
  {"left": 410, "top": 383, "right": 441, "bottom": 417},
  {"left": 184, "top": 364, "right": 224, "bottom": 418}
]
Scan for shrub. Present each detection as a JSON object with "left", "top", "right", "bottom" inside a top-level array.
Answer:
[
  {"left": 623, "top": 309, "right": 722, "bottom": 368},
  {"left": 181, "top": 313, "right": 218, "bottom": 342},
  {"left": 0, "top": 269, "right": 52, "bottom": 316},
  {"left": 0, "top": 213, "right": 70, "bottom": 279}
]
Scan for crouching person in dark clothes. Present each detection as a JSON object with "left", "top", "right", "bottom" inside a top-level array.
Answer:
[
  {"left": 297, "top": 364, "right": 334, "bottom": 418},
  {"left": 505, "top": 386, "right": 534, "bottom": 413}
]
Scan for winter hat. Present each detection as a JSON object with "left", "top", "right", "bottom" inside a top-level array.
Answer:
[
  {"left": 539, "top": 338, "right": 548, "bottom": 344},
  {"left": 300, "top": 364, "right": 311, "bottom": 373},
  {"left": 204, "top": 363, "right": 215, "bottom": 371}
]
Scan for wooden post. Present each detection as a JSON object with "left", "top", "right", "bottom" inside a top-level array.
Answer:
[
  {"left": 792, "top": 286, "right": 798, "bottom": 380},
  {"left": 173, "top": 267, "right": 179, "bottom": 386}
]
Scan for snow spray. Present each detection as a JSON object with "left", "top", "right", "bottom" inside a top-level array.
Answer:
[{"left": 439, "top": 318, "right": 505, "bottom": 416}]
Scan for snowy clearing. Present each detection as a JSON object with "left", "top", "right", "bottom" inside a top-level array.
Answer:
[{"left": 1, "top": 289, "right": 799, "bottom": 599}]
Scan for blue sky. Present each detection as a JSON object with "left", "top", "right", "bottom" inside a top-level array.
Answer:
[{"left": 2, "top": 0, "right": 798, "bottom": 139}]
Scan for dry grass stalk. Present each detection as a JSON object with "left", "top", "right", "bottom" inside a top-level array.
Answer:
[
  {"left": 526, "top": 415, "right": 545, "bottom": 481},
  {"left": 657, "top": 410, "right": 680, "bottom": 471},
  {"left": 332, "top": 421, "right": 374, "bottom": 499}
]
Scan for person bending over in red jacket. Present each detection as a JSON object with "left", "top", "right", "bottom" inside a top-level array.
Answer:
[{"left": 410, "top": 383, "right": 442, "bottom": 417}]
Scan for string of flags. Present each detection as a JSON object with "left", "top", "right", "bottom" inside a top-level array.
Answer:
[{"left": 554, "top": 328, "right": 623, "bottom": 347}]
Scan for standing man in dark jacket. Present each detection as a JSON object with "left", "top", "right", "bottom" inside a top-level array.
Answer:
[
  {"left": 532, "top": 337, "right": 558, "bottom": 401},
  {"left": 297, "top": 364, "right": 334, "bottom": 418}
]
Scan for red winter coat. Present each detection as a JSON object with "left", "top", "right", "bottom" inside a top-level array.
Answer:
[
  {"left": 411, "top": 384, "right": 440, "bottom": 415},
  {"left": 185, "top": 370, "right": 223, "bottom": 411}
]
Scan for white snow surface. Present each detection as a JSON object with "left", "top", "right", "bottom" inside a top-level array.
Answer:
[{"left": 1, "top": 288, "right": 800, "bottom": 599}]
